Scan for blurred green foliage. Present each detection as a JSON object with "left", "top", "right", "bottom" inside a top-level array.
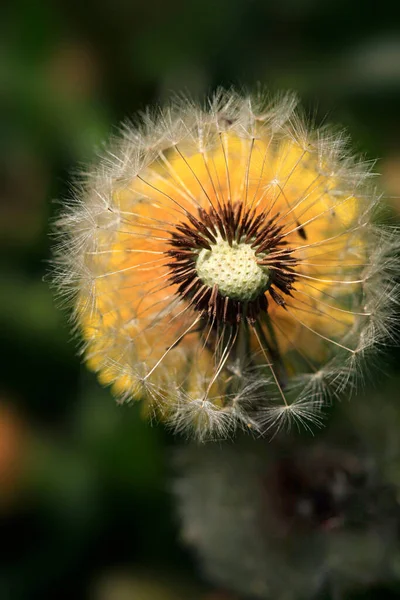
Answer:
[{"left": 1, "top": 0, "right": 400, "bottom": 598}]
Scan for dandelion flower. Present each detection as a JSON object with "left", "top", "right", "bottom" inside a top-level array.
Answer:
[{"left": 54, "top": 89, "right": 398, "bottom": 439}]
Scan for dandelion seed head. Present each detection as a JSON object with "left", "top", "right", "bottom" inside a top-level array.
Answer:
[{"left": 53, "top": 88, "right": 399, "bottom": 440}]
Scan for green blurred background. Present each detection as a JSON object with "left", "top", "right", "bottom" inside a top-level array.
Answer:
[{"left": 1, "top": 0, "right": 400, "bottom": 598}]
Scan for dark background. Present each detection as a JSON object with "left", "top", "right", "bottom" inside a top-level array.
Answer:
[{"left": 1, "top": 0, "right": 400, "bottom": 598}]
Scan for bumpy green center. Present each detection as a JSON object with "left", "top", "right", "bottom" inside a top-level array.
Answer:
[{"left": 196, "top": 240, "right": 270, "bottom": 302}]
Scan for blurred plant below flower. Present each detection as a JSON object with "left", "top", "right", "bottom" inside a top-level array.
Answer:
[{"left": 173, "top": 386, "right": 400, "bottom": 599}]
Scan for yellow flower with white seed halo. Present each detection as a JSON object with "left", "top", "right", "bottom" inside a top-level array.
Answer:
[{"left": 53, "top": 89, "right": 399, "bottom": 440}]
